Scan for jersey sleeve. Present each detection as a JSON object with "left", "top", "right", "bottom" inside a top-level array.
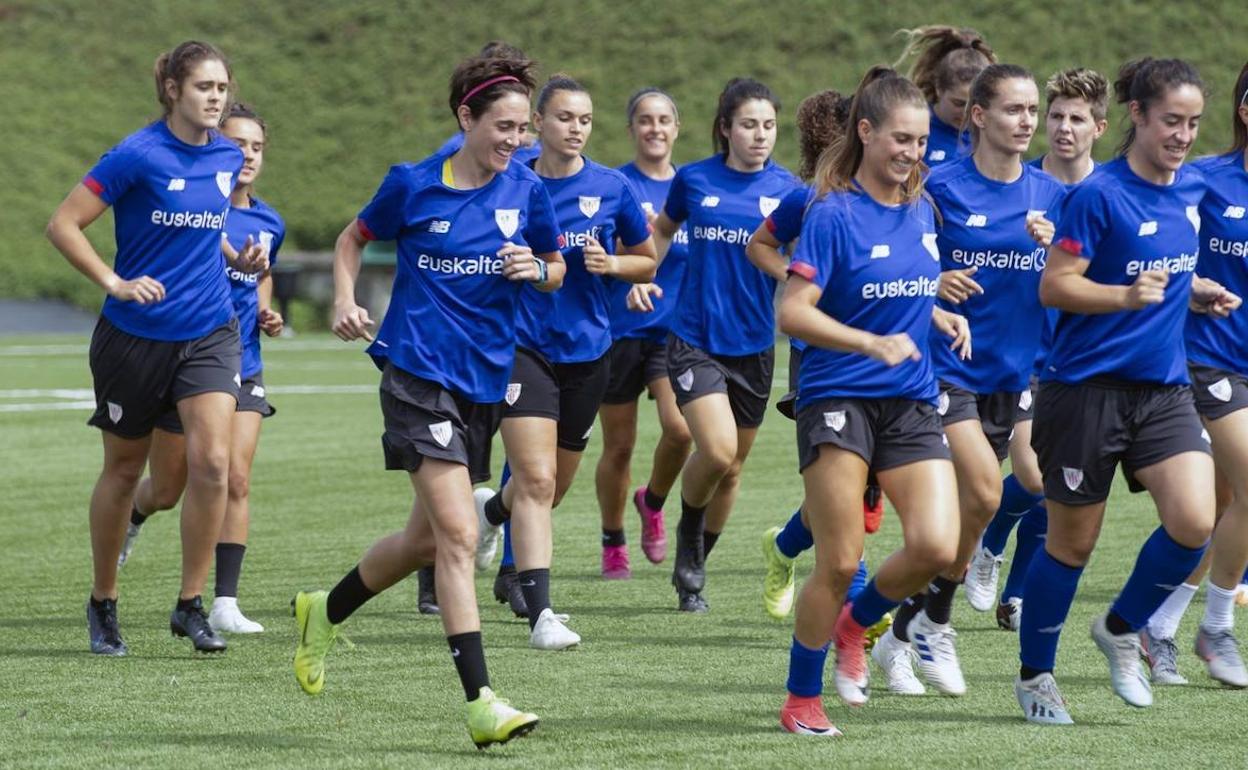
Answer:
[
  {"left": 787, "top": 203, "right": 840, "bottom": 287},
  {"left": 1052, "top": 184, "right": 1110, "bottom": 260},
  {"left": 524, "top": 181, "right": 562, "bottom": 254},
  {"left": 614, "top": 177, "right": 652, "bottom": 248},
  {"left": 82, "top": 142, "right": 147, "bottom": 205},
  {"left": 663, "top": 167, "right": 690, "bottom": 224},
  {"left": 356, "top": 166, "right": 411, "bottom": 242},
  {"left": 766, "top": 186, "right": 809, "bottom": 243},
  {"left": 269, "top": 215, "right": 287, "bottom": 267}
]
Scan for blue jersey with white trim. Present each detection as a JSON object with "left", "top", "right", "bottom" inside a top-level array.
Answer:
[
  {"left": 1185, "top": 152, "right": 1248, "bottom": 374},
  {"left": 764, "top": 184, "right": 815, "bottom": 354},
  {"left": 925, "top": 109, "right": 969, "bottom": 168},
  {"left": 223, "top": 197, "right": 285, "bottom": 378}
]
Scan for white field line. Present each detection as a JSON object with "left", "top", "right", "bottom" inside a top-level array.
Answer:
[
  {"left": 0, "top": 339, "right": 353, "bottom": 357},
  {"left": 0, "top": 384, "right": 376, "bottom": 413}
]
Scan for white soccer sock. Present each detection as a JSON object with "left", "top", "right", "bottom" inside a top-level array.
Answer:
[
  {"left": 1147, "top": 582, "right": 1199, "bottom": 640},
  {"left": 1203, "top": 583, "right": 1237, "bottom": 633}
]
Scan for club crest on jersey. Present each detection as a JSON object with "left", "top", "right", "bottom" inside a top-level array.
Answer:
[
  {"left": 167, "top": 178, "right": 186, "bottom": 191},
  {"left": 428, "top": 420, "right": 453, "bottom": 448},
  {"left": 759, "top": 196, "right": 781, "bottom": 218},
  {"left": 1019, "top": 389, "right": 1033, "bottom": 412},
  {"left": 937, "top": 391, "right": 950, "bottom": 416},
  {"left": 579, "top": 196, "right": 601, "bottom": 219},
  {"left": 870, "top": 244, "right": 891, "bottom": 259},
  {"left": 106, "top": 401, "right": 123, "bottom": 424},
  {"left": 1186, "top": 205, "right": 1201, "bottom": 233},
  {"left": 1209, "top": 378, "right": 1233, "bottom": 403},
  {"left": 1224, "top": 205, "right": 1246, "bottom": 220},
  {"left": 1062, "top": 466, "right": 1083, "bottom": 491},
  {"left": 216, "top": 171, "right": 234, "bottom": 198},
  {"left": 929, "top": 150, "right": 947, "bottom": 162},
  {"left": 677, "top": 369, "right": 694, "bottom": 392},
  {"left": 495, "top": 209, "right": 520, "bottom": 238},
  {"left": 505, "top": 383, "right": 522, "bottom": 406},
  {"left": 922, "top": 233, "right": 940, "bottom": 261},
  {"left": 1138, "top": 220, "right": 1158, "bottom": 237},
  {"left": 823, "top": 410, "right": 846, "bottom": 432}
]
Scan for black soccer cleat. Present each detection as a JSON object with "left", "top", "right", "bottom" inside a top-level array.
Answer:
[
  {"left": 671, "top": 527, "right": 706, "bottom": 594},
  {"left": 170, "top": 596, "right": 227, "bottom": 653},
  {"left": 675, "top": 587, "right": 709, "bottom": 614},
  {"left": 417, "top": 566, "right": 440, "bottom": 615},
  {"left": 493, "top": 565, "right": 529, "bottom": 618},
  {"left": 87, "top": 596, "right": 127, "bottom": 656}
]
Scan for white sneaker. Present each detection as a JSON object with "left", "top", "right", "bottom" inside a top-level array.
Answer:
[
  {"left": 1090, "top": 613, "right": 1152, "bottom": 707},
  {"left": 117, "top": 522, "right": 142, "bottom": 568},
  {"left": 474, "top": 488, "right": 501, "bottom": 572},
  {"left": 996, "top": 597, "right": 1023, "bottom": 632},
  {"left": 529, "top": 608, "right": 581, "bottom": 650},
  {"left": 908, "top": 610, "right": 966, "bottom": 696},
  {"left": 1140, "top": 627, "right": 1187, "bottom": 685},
  {"left": 1015, "top": 673, "right": 1074, "bottom": 725},
  {"left": 1194, "top": 625, "right": 1248, "bottom": 688},
  {"left": 871, "top": 629, "right": 925, "bottom": 695},
  {"left": 965, "top": 546, "right": 1003, "bottom": 612},
  {"left": 208, "top": 596, "right": 264, "bottom": 634}
]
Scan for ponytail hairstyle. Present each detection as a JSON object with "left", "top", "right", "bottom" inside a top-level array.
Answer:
[
  {"left": 536, "top": 73, "right": 588, "bottom": 114},
  {"left": 965, "top": 63, "right": 1034, "bottom": 151},
  {"left": 895, "top": 26, "right": 995, "bottom": 106},
  {"left": 626, "top": 87, "right": 679, "bottom": 126},
  {"left": 153, "top": 40, "right": 232, "bottom": 117},
  {"left": 1044, "top": 67, "right": 1110, "bottom": 121},
  {"left": 795, "top": 89, "right": 852, "bottom": 181},
  {"left": 1112, "top": 57, "right": 1205, "bottom": 155},
  {"left": 1228, "top": 60, "right": 1248, "bottom": 155},
  {"left": 712, "top": 77, "right": 780, "bottom": 156},
  {"left": 448, "top": 53, "right": 538, "bottom": 121},
  {"left": 222, "top": 101, "right": 267, "bottom": 138},
  {"left": 814, "top": 66, "right": 927, "bottom": 203}
]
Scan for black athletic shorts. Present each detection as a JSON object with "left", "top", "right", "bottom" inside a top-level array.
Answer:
[
  {"left": 796, "top": 397, "right": 950, "bottom": 472},
  {"left": 602, "top": 337, "right": 668, "bottom": 405},
  {"left": 155, "top": 372, "right": 276, "bottom": 434},
  {"left": 775, "top": 345, "right": 803, "bottom": 421},
  {"left": 1015, "top": 375, "right": 1039, "bottom": 423},
  {"left": 667, "top": 334, "right": 774, "bottom": 429},
  {"left": 504, "top": 346, "right": 610, "bottom": 452},
  {"left": 380, "top": 363, "right": 501, "bottom": 484},
  {"left": 87, "top": 316, "right": 240, "bottom": 439},
  {"left": 936, "top": 380, "right": 1019, "bottom": 462},
  {"left": 1031, "top": 379, "right": 1211, "bottom": 506},
  {"left": 1189, "top": 362, "right": 1248, "bottom": 422}
]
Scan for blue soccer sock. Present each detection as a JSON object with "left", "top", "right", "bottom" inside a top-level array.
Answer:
[
  {"left": 1019, "top": 549, "right": 1084, "bottom": 674},
  {"left": 499, "top": 461, "right": 512, "bottom": 488},
  {"left": 847, "top": 558, "right": 868, "bottom": 604},
  {"left": 1001, "top": 501, "right": 1047, "bottom": 603},
  {"left": 1109, "top": 526, "right": 1208, "bottom": 632},
  {"left": 786, "top": 637, "right": 829, "bottom": 697},
  {"left": 850, "top": 578, "right": 902, "bottom": 628},
  {"left": 500, "top": 520, "right": 514, "bottom": 568},
  {"left": 980, "top": 475, "right": 1043, "bottom": 555},
  {"left": 775, "top": 508, "right": 813, "bottom": 559}
]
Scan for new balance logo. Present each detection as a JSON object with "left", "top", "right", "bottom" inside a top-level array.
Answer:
[
  {"left": 929, "top": 150, "right": 947, "bottom": 162},
  {"left": 700, "top": 196, "right": 720, "bottom": 208},
  {"left": 167, "top": 178, "right": 186, "bottom": 191},
  {"left": 870, "top": 244, "right": 891, "bottom": 259},
  {"left": 428, "top": 219, "right": 450, "bottom": 233},
  {"left": 965, "top": 214, "right": 987, "bottom": 227},
  {"left": 1138, "top": 221, "right": 1158, "bottom": 236},
  {"left": 1224, "top": 205, "right": 1246, "bottom": 219}
]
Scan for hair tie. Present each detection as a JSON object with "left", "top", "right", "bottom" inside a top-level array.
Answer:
[{"left": 460, "top": 75, "right": 520, "bottom": 107}]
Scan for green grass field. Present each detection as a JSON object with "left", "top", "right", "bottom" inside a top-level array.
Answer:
[{"left": 2, "top": 335, "right": 1245, "bottom": 768}]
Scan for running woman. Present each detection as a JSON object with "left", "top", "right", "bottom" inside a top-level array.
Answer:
[
  {"left": 778, "top": 67, "right": 965, "bottom": 735},
  {"left": 116, "top": 103, "right": 286, "bottom": 635},
  {"left": 1016, "top": 58, "right": 1240, "bottom": 725},
  {"left": 290, "top": 52, "right": 563, "bottom": 749},
  {"left": 1140, "top": 61, "right": 1248, "bottom": 689},
  {"left": 648, "top": 77, "right": 801, "bottom": 612},
  {"left": 595, "top": 87, "right": 692, "bottom": 578},
  {"left": 895, "top": 26, "right": 995, "bottom": 168},
  {"left": 435, "top": 41, "right": 541, "bottom": 166},
  {"left": 45, "top": 41, "right": 267, "bottom": 655},
  {"left": 474, "top": 74, "right": 657, "bottom": 645},
  {"left": 970, "top": 68, "right": 1109, "bottom": 634}
]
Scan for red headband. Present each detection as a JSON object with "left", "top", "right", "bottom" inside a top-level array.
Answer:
[{"left": 460, "top": 75, "right": 520, "bottom": 107}]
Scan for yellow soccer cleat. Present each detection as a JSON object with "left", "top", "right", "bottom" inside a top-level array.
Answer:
[
  {"left": 292, "top": 590, "right": 338, "bottom": 696},
  {"left": 466, "top": 687, "right": 539, "bottom": 749},
  {"left": 864, "top": 612, "right": 893, "bottom": 652},
  {"left": 762, "top": 526, "right": 797, "bottom": 619}
]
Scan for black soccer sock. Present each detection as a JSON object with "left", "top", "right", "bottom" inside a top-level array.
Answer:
[
  {"left": 484, "top": 493, "right": 511, "bottom": 527},
  {"left": 925, "top": 576, "right": 960, "bottom": 625},
  {"left": 892, "top": 593, "right": 926, "bottom": 642},
  {"left": 518, "top": 568, "right": 551, "bottom": 630},
  {"left": 325, "top": 565, "right": 377, "bottom": 625},
  {"left": 601, "top": 529, "right": 626, "bottom": 548},
  {"left": 448, "top": 631, "right": 491, "bottom": 701},
  {"left": 1105, "top": 610, "right": 1132, "bottom": 636},
  {"left": 678, "top": 499, "right": 706, "bottom": 541},
  {"left": 702, "top": 530, "right": 721, "bottom": 559},
  {"left": 175, "top": 595, "right": 201, "bottom": 612},
  {"left": 1020, "top": 664, "right": 1052, "bottom": 681},
  {"left": 643, "top": 488, "right": 667, "bottom": 512},
  {"left": 130, "top": 506, "right": 149, "bottom": 527},
  {"left": 213, "top": 543, "right": 246, "bottom": 598}
]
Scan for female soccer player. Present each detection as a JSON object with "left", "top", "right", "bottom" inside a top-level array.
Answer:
[
  {"left": 474, "top": 75, "right": 656, "bottom": 646},
  {"left": 882, "top": 64, "right": 1068, "bottom": 697},
  {"left": 45, "top": 41, "right": 268, "bottom": 655},
  {"left": 895, "top": 25, "right": 995, "bottom": 168},
  {"left": 1016, "top": 58, "right": 1239, "bottom": 725},
  {"left": 290, "top": 52, "right": 564, "bottom": 749},
  {"left": 116, "top": 103, "right": 286, "bottom": 635},
  {"left": 777, "top": 67, "right": 962, "bottom": 735},
  {"left": 970, "top": 68, "right": 1109, "bottom": 633},
  {"left": 594, "top": 87, "right": 691, "bottom": 578},
  {"left": 647, "top": 77, "right": 801, "bottom": 611},
  {"left": 1140, "top": 61, "right": 1248, "bottom": 689}
]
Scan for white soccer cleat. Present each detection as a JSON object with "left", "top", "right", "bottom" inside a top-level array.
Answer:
[
  {"left": 908, "top": 610, "right": 967, "bottom": 696},
  {"left": 964, "top": 545, "right": 1003, "bottom": 612},
  {"left": 529, "top": 608, "right": 581, "bottom": 651},
  {"left": 117, "top": 522, "right": 143, "bottom": 568},
  {"left": 1140, "top": 627, "right": 1187, "bottom": 686},
  {"left": 870, "top": 628, "right": 925, "bottom": 695},
  {"left": 996, "top": 597, "right": 1023, "bottom": 632},
  {"left": 208, "top": 596, "right": 264, "bottom": 633},
  {"left": 474, "top": 488, "right": 501, "bottom": 572},
  {"left": 1016, "top": 673, "right": 1074, "bottom": 725},
  {"left": 1090, "top": 613, "right": 1152, "bottom": 707},
  {"left": 1194, "top": 626, "right": 1248, "bottom": 689}
]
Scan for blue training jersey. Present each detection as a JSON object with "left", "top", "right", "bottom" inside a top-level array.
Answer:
[
  {"left": 357, "top": 151, "right": 562, "bottom": 402},
  {"left": 665, "top": 155, "right": 800, "bottom": 355},
  {"left": 516, "top": 157, "right": 651, "bottom": 363},
  {"left": 1185, "top": 152, "right": 1248, "bottom": 374},
  {"left": 84, "top": 121, "right": 243, "bottom": 341},
  {"left": 789, "top": 188, "right": 941, "bottom": 407},
  {"left": 928, "top": 157, "right": 1068, "bottom": 393},
  {"left": 1045, "top": 157, "right": 1206, "bottom": 385},
  {"left": 223, "top": 197, "right": 285, "bottom": 378},
  {"left": 436, "top": 132, "right": 542, "bottom": 166},
  {"left": 608, "top": 162, "right": 689, "bottom": 343},
  {"left": 925, "top": 109, "right": 969, "bottom": 168},
  {"left": 764, "top": 184, "right": 816, "bottom": 354}
]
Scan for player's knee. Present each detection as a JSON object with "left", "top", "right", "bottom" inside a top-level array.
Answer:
[
  {"left": 186, "top": 447, "right": 230, "bottom": 488},
  {"left": 660, "top": 418, "right": 692, "bottom": 449},
  {"left": 600, "top": 440, "right": 633, "bottom": 468},
  {"left": 966, "top": 476, "right": 1003, "bottom": 520},
  {"left": 822, "top": 555, "right": 862, "bottom": 591},
  {"left": 515, "top": 466, "right": 556, "bottom": 506},
  {"left": 1016, "top": 467, "right": 1044, "bottom": 496},
  {"left": 1165, "top": 517, "right": 1214, "bottom": 550},
  {"left": 910, "top": 539, "right": 957, "bottom": 576},
  {"left": 437, "top": 517, "right": 478, "bottom": 559},
  {"left": 227, "top": 469, "right": 250, "bottom": 501},
  {"left": 148, "top": 482, "right": 183, "bottom": 511}
]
